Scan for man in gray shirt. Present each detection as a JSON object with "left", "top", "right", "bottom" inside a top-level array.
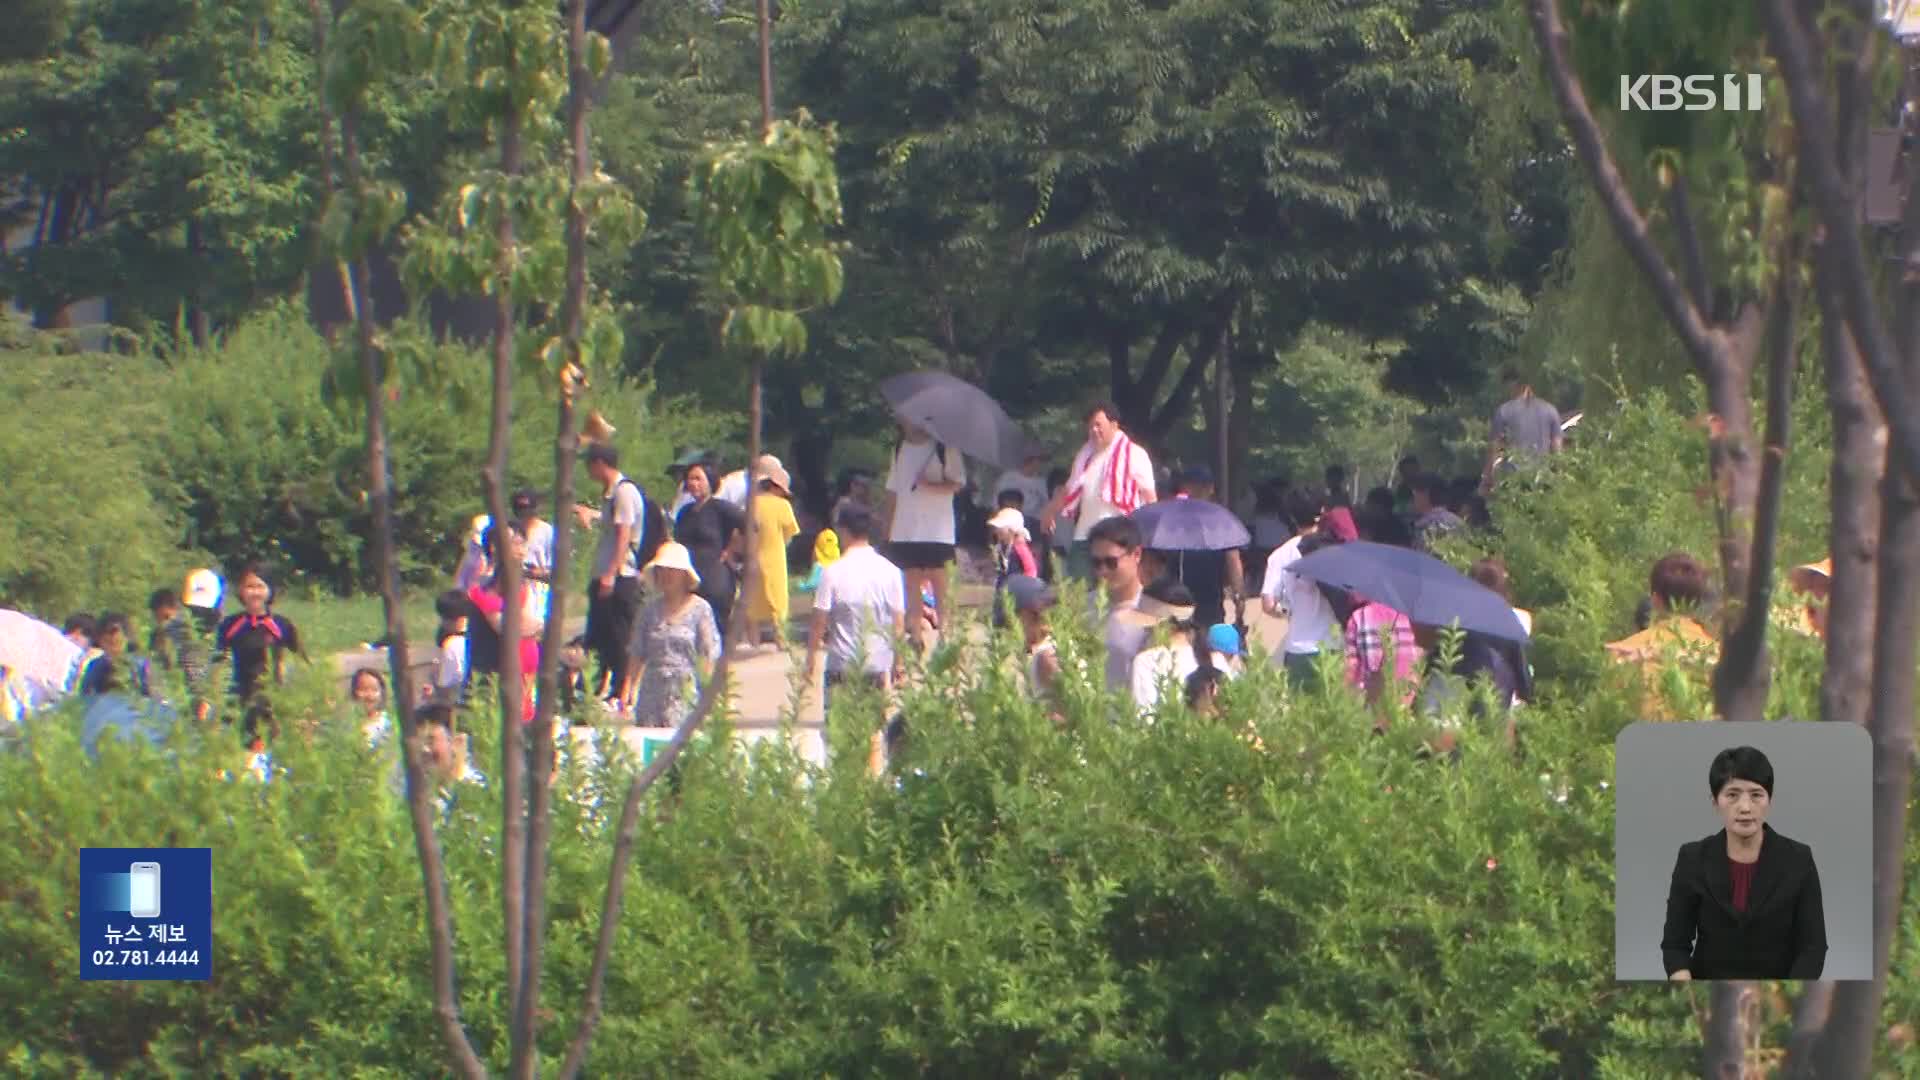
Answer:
[
  {"left": 1483, "top": 371, "right": 1562, "bottom": 491},
  {"left": 575, "top": 444, "right": 648, "bottom": 706}
]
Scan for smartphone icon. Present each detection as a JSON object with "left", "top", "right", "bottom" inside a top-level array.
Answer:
[{"left": 128, "top": 862, "right": 162, "bottom": 919}]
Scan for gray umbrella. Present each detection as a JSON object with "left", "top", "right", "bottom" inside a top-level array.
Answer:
[{"left": 880, "top": 371, "right": 1038, "bottom": 470}]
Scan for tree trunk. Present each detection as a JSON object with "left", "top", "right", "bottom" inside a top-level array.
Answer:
[
  {"left": 733, "top": 357, "right": 765, "bottom": 646},
  {"left": 1712, "top": 273, "right": 1796, "bottom": 724},
  {"left": 1816, "top": 285, "right": 1884, "bottom": 730},
  {"left": 1226, "top": 345, "right": 1257, "bottom": 510},
  {"left": 511, "top": 0, "right": 594, "bottom": 1073},
  {"left": 487, "top": 101, "right": 530, "bottom": 1028},
  {"left": 1815, "top": 461, "right": 1920, "bottom": 1078},
  {"left": 314, "top": 0, "right": 486, "bottom": 1074}
]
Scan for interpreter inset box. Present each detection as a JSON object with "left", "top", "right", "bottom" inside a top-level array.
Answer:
[
  {"left": 78, "top": 847, "right": 212, "bottom": 981},
  {"left": 1613, "top": 722, "right": 1870, "bottom": 982}
]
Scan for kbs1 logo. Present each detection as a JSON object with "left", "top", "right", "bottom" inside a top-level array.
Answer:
[{"left": 1619, "top": 74, "right": 1765, "bottom": 112}]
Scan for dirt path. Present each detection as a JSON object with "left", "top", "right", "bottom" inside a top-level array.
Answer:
[{"left": 336, "top": 583, "right": 1289, "bottom": 768}]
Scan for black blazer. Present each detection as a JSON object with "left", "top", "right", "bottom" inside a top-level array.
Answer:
[{"left": 1661, "top": 824, "right": 1826, "bottom": 980}]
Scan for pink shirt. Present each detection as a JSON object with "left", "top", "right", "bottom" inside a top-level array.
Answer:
[
  {"left": 468, "top": 584, "right": 540, "bottom": 722},
  {"left": 1345, "top": 600, "right": 1421, "bottom": 702},
  {"left": 1004, "top": 538, "right": 1038, "bottom": 578}
]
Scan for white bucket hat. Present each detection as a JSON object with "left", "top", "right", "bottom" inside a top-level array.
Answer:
[
  {"left": 643, "top": 542, "right": 701, "bottom": 587},
  {"left": 986, "top": 507, "right": 1030, "bottom": 542},
  {"left": 752, "top": 454, "right": 791, "bottom": 493},
  {"left": 183, "top": 568, "right": 224, "bottom": 610}
]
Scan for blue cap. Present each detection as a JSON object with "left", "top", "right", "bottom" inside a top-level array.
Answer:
[{"left": 1206, "top": 623, "right": 1243, "bottom": 656}]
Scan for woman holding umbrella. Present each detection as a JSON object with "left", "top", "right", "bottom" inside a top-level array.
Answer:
[{"left": 883, "top": 422, "right": 967, "bottom": 652}]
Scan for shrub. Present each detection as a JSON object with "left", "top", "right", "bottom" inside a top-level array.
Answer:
[
  {"left": 142, "top": 306, "right": 726, "bottom": 594},
  {"left": 0, "top": 351, "right": 199, "bottom": 616},
  {"left": 3, "top": 603, "right": 1911, "bottom": 1078}
]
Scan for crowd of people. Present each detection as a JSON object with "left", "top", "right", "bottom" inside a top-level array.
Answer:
[{"left": 2, "top": 372, "right": 1844, "bottom": 799}]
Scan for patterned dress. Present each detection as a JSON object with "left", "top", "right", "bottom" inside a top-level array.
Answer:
[{"left": 630, "top": 595, "right": 721, "bottom": 728}]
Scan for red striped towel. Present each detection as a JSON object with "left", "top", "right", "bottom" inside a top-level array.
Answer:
[{"left": 1061, "top": 434, "right": 1142, "bottom": 517}]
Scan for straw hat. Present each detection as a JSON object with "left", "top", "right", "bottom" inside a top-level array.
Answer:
[
  {"left": 986, "top": 507, "right": 1030, "bottom": 542},
  {"left": 1789, "top": 558, "right": 1832, "bottom": 594},
  {"left": 643, "top": 542, "right": 701, "bottom": 587},
  {"left": 752, "top": 454, "right": 791, "bottom": 493}
]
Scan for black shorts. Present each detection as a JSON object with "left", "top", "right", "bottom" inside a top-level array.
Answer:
[{"left": 889, "top": 542, "right": 954, "bottom": 571}]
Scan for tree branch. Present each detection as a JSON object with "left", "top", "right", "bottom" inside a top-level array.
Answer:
[
  {"left": 1763, "top": 0, "right": 1920, "bottom": 484},
  {"left": 1528, "top": 0, "right": 1722, "bottom": 375},
  {"left": 1667, "top": 177, "right": 1713, "bottom": 318},
  {"left": 314, "top": 0, "right": 486, "bottom": 1075},
  {"left": 556, "top": 656, "right": 734, "bottom": 1080},
  {"left": 1133, "top": 315, "right": 1192, "bottom": 410},
  {"left": 511, "top": 0, "right": 597, "bottom": 1074},
  {"left": 1713, "top": 260, "right": 1797, "bottom": 720}
]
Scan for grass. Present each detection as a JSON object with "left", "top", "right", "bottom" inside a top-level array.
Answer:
[{"left": 273, "top": 592, "right": 441, "bottom": 658}]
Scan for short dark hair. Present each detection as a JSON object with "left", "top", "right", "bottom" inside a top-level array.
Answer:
[
  {"left": 415, "top": 703, "right": 456, "bottom": 732},
  {"left": 233, "top": 561, "right": 271, "bottom": 589},
  {"left": 1469, "top": 558, "right": 1511, "bottom": 602},
  {"left": 148, "top": 589, "right": 179, "bottom": 613},
  {"left": 435, "top": 589, "right": 470, "bottom": 620},
  {"left": 481, "top": 519, "right": 528, "bottom": 558},
  {"left": 584, "top": 444, "right": 619, "bottom": 469},
  {"left": 351, "top": 667, "right": 387, "bottom": 696},
  {"left": 1283, "top": 487, "right": 1326, "bottom": 528},
  {"left": 96, "top": 612, "right": 131, "bottom": 640},
  {"left": 1409, "top": 472, "right": 1444, "bottom": 497},
  {"left": 1363, "top": 486, "right": 1395, "bottom": 513},
  {"left": 836, "top": 503, "right": 874, "bottom": 539},
  {"left": 685, "top": 461, "right": 717, "bottom": 488},
  {"left": 1709, "top": 746, "right": 1774, "bottom": 798},
  {"left": 63, "top": 613, "right": 97, "bottom": 640},
  {"left": 1084, "top": 401, "right": 1121, "bottom": 424},
  {"left": 1650, "top": 552, "right": 1710, "bottom": 609},
  {"left": 511, "top": 488, "right": 540, "bottom": 513},
  {"left": 996, "top": 489, "right": 1025, "bottom": 510},
  {"left": 1087, "top": 515, "right": 1142, "bottom": 552},
  {"left": 1185, "top": 665, "right": 1226, "bottom": 709}
]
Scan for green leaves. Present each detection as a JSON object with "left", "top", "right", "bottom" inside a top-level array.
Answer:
[{"left": 690, "top": 115, "right": 847, "bottom": 357}]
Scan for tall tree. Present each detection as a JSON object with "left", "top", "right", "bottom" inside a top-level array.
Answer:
[
  {"left": 1764, "top": 2, "right": 1920, "bottom": 1074},
  {"left": 778, "top": 0, "right": 1530, "bottom": 447}
]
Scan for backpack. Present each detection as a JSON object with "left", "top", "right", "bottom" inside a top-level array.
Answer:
[{"left": 618, "top": 478, "right": 670, "bottom": 569}]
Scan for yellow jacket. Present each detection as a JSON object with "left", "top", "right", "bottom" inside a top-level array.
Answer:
[{"left": 1606, "top": 616, "right": 1717, "bottom": 721}]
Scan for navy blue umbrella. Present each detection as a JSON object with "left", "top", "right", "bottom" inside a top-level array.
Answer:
[
  {"left": 1288, "top": 541, "right": 1529, "bottom": 642},
  {"left": 1128, "top": 496, "right": 1251, "bottom": 552}
]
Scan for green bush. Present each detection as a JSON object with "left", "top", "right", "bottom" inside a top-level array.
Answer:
[
  {"left": 1439, "top": 374, "right": 1832, "bottom": 714},
  {"left": 144, "top": 306, "right": 724, "bottom": 595},
  {"left": 4, "top": 608, "right": 1912, "bottom": 1078},
  {"left": 0, "top": 352, "right": 198, "bottom": 616}
]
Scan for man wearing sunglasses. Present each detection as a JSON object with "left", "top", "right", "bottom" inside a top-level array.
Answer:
[{"left": 1086, "top": 516, "right": 1150, "bottom": 691}]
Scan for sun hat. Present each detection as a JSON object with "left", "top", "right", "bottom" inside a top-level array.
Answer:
[
  {"left": 1789, "top": 558, "right": 1832, "bottom": 593},
  {"left": 986, "top": 507, "right": 1030, "bottom": 542},
  {"left": 183, "top": 568, "right": 224, "bottom": 611},
  {"left": 752, "top": 454, "right": 791, "bottom": 493},
  {"left": 642, "top": 542, "right": 701, "bottom": 587},
  {"left": 1206, "top": 623, "right": 1243, "bottom": 657},
  {"left": 1004, "top": 575, "right": 1056, "bottom": 612}
]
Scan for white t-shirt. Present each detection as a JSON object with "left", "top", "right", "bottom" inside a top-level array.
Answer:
[
  {"left": 716, "top": 470, "right": 750, "bottom": 510},
  {"left": 1261, "top": 534, "right": 1338, "bottom": 656},
  {"left": 1071, "top": 439, "right": 1157, "bottom": 540},
  {"left": 523, "top": 519, "right": 555, "bottom": 615},
  {"left": 885, "top": 441, "right": 966, "bottom": 545},
  {"left": 1131, "top": 642, "right": 1200, "bottom": 715},
  {"left": 435, "top": 635, "right": 468, "bottom": 691},
  {"left": 815, "top": 544, "right": 906, "bottom": 675},
  {"left": 989, "top": 469, "right": 1051, "bottom": 514}
]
